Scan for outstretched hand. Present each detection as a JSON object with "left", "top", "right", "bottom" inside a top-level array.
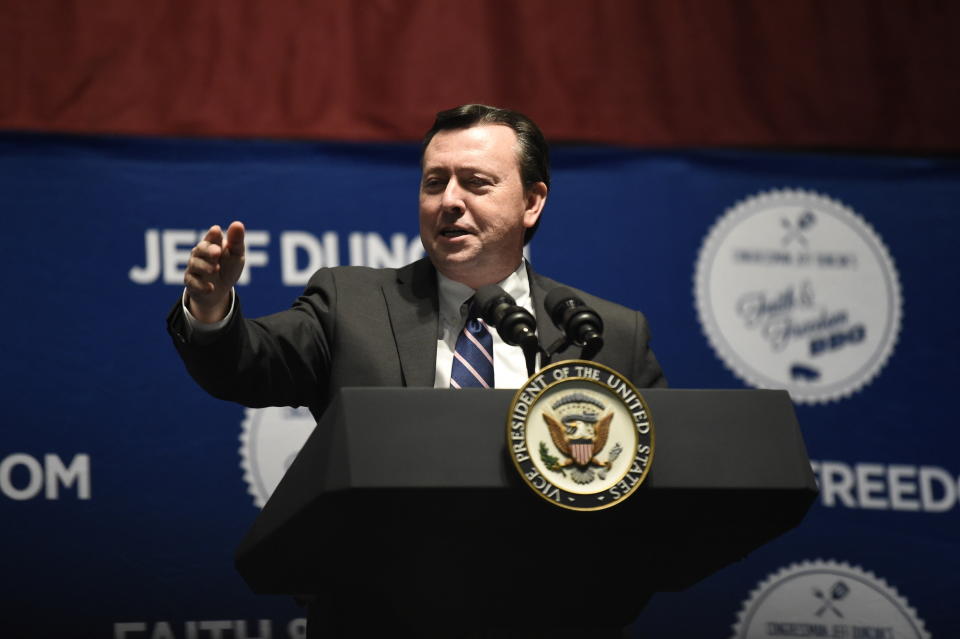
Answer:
[{"left": 184, "top": 221, "right": 246, "bottom": 323}]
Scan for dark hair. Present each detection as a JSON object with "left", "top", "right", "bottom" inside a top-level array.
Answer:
[{"left": 422, "top": 104, "right": 550, "bottom": 244}]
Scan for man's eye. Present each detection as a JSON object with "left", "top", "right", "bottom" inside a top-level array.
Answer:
[{"left": 422, "top": 178, "right": 444, "bottom": 190}]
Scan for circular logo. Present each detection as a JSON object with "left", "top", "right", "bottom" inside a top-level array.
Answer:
[
  {"left": 506, "top": 360, "right": 654, "bottom": 511},
  {"left": 695, "top": 189, "right": 902, "bottom": 403},
  {"left": 239, "top": 406, "right": 315, "bottom": 508},
  {"left": 732, "top": 559, "right": 929, "bottom": 639}
]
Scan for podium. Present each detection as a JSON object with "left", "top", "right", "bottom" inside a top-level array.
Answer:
[{"left": 236, "top": 388, "right": 816, "bottom": 629}]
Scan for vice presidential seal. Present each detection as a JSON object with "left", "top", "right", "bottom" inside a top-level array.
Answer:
[
  {"left": 507, "top": 360, "right": 654, "bottom": 511},
  {"left": 695, "top": 189, "right": 902, "bottom": 403}
]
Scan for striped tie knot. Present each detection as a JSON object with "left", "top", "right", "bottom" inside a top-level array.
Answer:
[{"left": 450, "top": 298, "right": 494, "bottom": 389}]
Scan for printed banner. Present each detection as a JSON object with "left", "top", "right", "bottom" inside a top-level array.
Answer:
[{"left": 0, "top": 135, "right": 956, "bottom": 637}]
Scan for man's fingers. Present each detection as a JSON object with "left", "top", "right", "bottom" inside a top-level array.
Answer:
[
  {"left": 184, "top": 257, "right": 219, "bottom": 295},
  {"left": 192, "top": 241, "right": 222, "bottom": 263},
  {"left": 225, "top": 221, "right": 245, "bottom": 258},
  {"left": 184, "top": 222, "right": 245, "bottom": 294},
  {"left": 184, "top": 271, "right": 215, "bottom": 295},
  {"left": 202, "top": 224, "right": 224, "bottom": 246},
  {"left": 187, "top": 254, "right": 219, "bottom": 277}
]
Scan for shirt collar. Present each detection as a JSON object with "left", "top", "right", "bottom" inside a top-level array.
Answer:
[{"left": 437, "top": 260, "right": 532, "bottom": 326}]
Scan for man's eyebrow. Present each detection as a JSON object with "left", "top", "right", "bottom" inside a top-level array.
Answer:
[
  {"left": 455, "top": 165, "right": 499, "bottom": 179},
  {"left": 420, "top": 167, "right": 447, "bottom": 179},
  {"left": 421, "top": 164, "right": 501, "bottom": 181}
]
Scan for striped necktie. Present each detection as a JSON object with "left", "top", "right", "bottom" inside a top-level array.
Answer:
[{"left": 450, "top": 299, "right": 494, "bottom": 389}]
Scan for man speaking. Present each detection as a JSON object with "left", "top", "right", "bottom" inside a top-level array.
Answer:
[
  {"left": 167, "top": 104, "right": 666, "bottom": 636},
  {"left": 169, "top": 104, "right": 665, "bottom": 406}
]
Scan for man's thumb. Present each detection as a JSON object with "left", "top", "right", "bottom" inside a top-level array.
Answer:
[{"left": 225, "top": 221, "right": 246, "bottom": 258}]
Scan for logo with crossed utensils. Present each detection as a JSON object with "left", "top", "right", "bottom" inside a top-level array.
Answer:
[
  {"left": 781, "top": 210, "right": 816, "bottom": 246},
  {"left": 695, "top": 189, "right": 902, "bottom": 404},
  {"left": 813, "top": 580, "right": 850, "bottom": 617}
]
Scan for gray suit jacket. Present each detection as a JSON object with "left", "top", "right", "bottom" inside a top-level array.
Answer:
[{"left": 167, "top": 258, "right": 665, "bottom": 420}]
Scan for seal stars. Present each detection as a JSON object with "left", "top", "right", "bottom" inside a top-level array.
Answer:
[{"left": 506, "top": 360, "right": 654, "bottom": 511}]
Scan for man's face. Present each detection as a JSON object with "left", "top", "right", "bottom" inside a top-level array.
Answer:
[{"left": 419, "top": 124, "right": 546, "bottom": 289}]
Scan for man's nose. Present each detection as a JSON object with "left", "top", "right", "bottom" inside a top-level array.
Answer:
[{"left": 441, "top": 179, "right": 465, "bottom": 213}]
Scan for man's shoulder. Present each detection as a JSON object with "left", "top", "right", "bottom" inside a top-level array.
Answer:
[
  {"left": 310, "top": 265, "right": 397, "bottom": 284},
  {"left": 529, "top": 266, "right": 665, "bottom": 388},
  {"left": 529, "top": 269, "right": 637, "bottom": 318},
  {"left": 305, "top": 258, "right": 433, "bottom": 288}
]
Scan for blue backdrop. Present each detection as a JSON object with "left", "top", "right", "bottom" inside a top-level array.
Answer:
[{"left": 1, "top": 134, "right": 956, "bottom": 637}]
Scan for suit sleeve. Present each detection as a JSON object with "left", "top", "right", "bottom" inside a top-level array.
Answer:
[{"left": 166, "top": 269, "right": 338, "bottom": 411}]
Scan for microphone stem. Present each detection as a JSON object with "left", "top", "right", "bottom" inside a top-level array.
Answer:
[{"left": 523, "top": 344, "right": 538, "bottom": 377}]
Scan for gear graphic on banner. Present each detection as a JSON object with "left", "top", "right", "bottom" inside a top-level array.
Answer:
[
  {"left": 731, "top": 559, "right": 929, "bottom": 639},
  {"left": 695, "top": 189, "right": 902, "bottom": 403},
  {"left": 239, "top": 406, "right": 315, "bottom": 508}
]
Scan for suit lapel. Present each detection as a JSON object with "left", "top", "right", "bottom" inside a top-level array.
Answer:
[
  {"left": 383, "top": 258, "right": 440, "bottom": 387},
  {"left": 527, "top": 264, "right": 566, "bottom": 362}
]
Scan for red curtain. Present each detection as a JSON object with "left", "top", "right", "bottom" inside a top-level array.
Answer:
[{"left": 2, "top": 0, "right": 957, "bottom": 150}]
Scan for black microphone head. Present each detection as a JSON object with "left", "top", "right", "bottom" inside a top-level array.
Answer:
[
  {"left": 544, "top": 286, "right": 581, "bottom": 327},
  {"left": 475, "top": 284, "right": 539, "bottom": 349},
  {"left": 544, "top": 286, "right": 604, "bottom": 349},
  {"left": 474, "top": 285, "right": 514, "bottom": 324}
]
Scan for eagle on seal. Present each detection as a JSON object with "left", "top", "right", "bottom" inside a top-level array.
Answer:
[{"left": 543, "top": 410, "right": 614, "bottom": 469}]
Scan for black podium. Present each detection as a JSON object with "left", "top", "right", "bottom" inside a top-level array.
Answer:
[{"left": 236, "top": 388, "right": 816, "bottom": 629}]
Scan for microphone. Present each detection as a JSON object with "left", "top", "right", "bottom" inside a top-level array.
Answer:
[
  {"left": 543, "top": 287, "right": 604, "bottom": 356},
  {"left": 474, "top": 285, "right": 540, "bottom": 353}
]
